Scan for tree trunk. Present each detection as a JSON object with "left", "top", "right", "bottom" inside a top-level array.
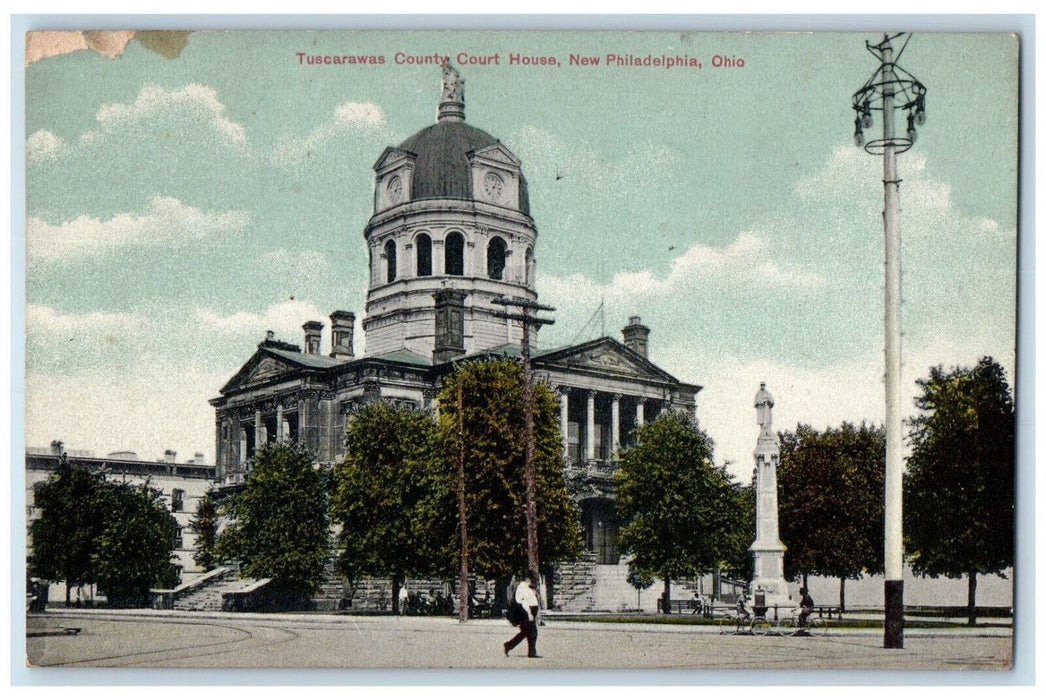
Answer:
[
  {"left": 391, "top": 574, "right": 401, "bottom": 615},
  {"left": 65, "top": 581, "right": 71, "bottom": 606},
  {"left": 662, "top": 578, "right": 672, "bottom": 614},
  {"left": 541, "top": 564, "right": 555, "bottom": 611},
  {"left": 839, "top": 577, "right": 846, "bottom": 613},
  {"left": 967, "top": 570, "right": 977, "bottom": 626},
  {"left": 802, "top": 573, "right": 809, "bottom": 590}
]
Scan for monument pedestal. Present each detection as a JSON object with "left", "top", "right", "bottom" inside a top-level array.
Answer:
[{"left": 749, "top": 542, "right": 791, "bottom": 608}]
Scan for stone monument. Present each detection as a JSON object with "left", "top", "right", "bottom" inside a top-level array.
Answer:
[{"left": 748, "top": 382, "right": 791, "bottom": 608}]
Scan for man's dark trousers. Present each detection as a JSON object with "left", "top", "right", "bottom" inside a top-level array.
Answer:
[{"left": 505, "top": 616, "right": 538, "bottom": 657}]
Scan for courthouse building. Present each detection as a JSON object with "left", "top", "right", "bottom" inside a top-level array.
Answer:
[{"left": 210, "top": 65, "right": 701, "bottom": 573}]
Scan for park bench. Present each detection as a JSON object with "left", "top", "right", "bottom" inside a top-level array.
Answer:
[
  {"left": 662, "top": 599, "right": 709, "bottom": 615},
  {"left": 814, "top": 605, "right": 843, "bottom": 620}
]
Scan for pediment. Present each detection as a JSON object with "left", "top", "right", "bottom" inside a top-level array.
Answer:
[
  {"left": 469, "top": 143, "right": 521, "bottom": 168},
  {"left": 221, "top": 351, "right": 300, "bottom": 395},
  {"left": 535, "top": 338, "right": 678, "bottom": 383},
  {"left": 373, "top": 146, "right": 417, "bottom": 173},
  {"left": 246, "top": 356, "right": 291, "bottom": 384}
]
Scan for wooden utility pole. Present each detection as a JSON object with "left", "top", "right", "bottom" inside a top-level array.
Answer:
[
  {"left": 492, "top": 296, "right": 555, "bottom": 576},
  {"left": 457, "top": 377, "right": 469, "bottom": 623}
]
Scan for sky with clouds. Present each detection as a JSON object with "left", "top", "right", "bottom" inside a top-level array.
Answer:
[{"left": 23, "top": 30, "right": 1017, "bottom": 478}]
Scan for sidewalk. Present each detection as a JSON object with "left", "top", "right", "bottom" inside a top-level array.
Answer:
[{"left": 27, "top": 607, "right": 1013, "bottom": 638}]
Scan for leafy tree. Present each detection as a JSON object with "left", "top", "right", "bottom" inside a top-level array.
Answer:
[
  {"left": 626, "top": 566, "right": 654, "bottom": 610},
  {"left": 30, "top": 458, "right": 178, "bottom": 606},
  {"left": 29, "top": 456, "right": 107, "bottom": 604},
  {"left": 436, "top": 360, "right": 583, "bottom": 582},
  {"left": 190, "top": 492, "right": 219, "bottom": 572},
  {"left": 904, "top": 357, "right": 1014, "bottom": 625},
  {"left": 615, "top": 412, "right": 741, "bottom": 612},
  {"left": 332, "top": 402, "right": 442, "bottom": 613},
  {"left": 93, "top": 481, "right": 179, "bottom": 606},
  {"left": 719, "top": 480, "right": 755, "bottom": 586},
  {"left": 216, "top": 442, "right": 330, "bottom": 604},
  {"left": 778, "top": 422, "right": 885, "bottom": 609}
]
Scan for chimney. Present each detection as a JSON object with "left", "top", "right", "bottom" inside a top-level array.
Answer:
[
  {"left": 622, "top": 316, "right": 650, "bottom": 359},
  {"left": 163, "top": 449, "right": 177, "bottom": 463},
  {"left": 432, "top": 290, "right": 467, "bottom": 363},
  {"left": 193, "top": 451, "right": 205, "bottom": 464},
  {"left": 329, "top": 311, "right": 356, "bottom": 359},
  {"left": 303, "top": 321, "right": 324, "bottom": 355},
  {"left": 265, "top": 330, "right": 275, "bottom": 342}
]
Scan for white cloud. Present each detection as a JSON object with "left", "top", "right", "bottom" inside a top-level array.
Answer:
[
  {"left": 26, "top": 196, "right": 250, "bottom": 262},
  {"left": 538, "top": 230, "right": 824, "bottom": 308},
  {"left": 334, "top": 102, "right": 385, "bottom": 130},
  {"left": 25, "top": 366, "right": 226, "bottom": 463},
  {"left": 197, "top": 299, "right": 327, "bottom": 341},
  {"left": 653, "top": 329, "right": 1015, "bottom": 483},
  {"left": 24, "top": 298, "right": 347, "bottom": 461},
  {"left": 26, "top": 303, "right": 139, "bottom": 334},
  {"left": 26, "top": 129, "right": 69, "bottom": 162},
  {"left": 92, "top": 83, "right": 247, "bottom": 147},
  {"left": 273, "top": 101, "right": 387, "bottom": 164}
]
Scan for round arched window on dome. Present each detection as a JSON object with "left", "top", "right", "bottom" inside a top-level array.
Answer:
[
  {"left": 524, "top": 246, "right": 534, "bottom": 287},
  {"left": 487, "top": 236, "right": 507, "bottom": 280},
  {"left": 384, "top": 239, "right": 397, "bottom": 283},
  {"left": 416, "top": 233, "right": 432, "bottom": 277},
  {"left": 445, "top": 232, "right": 465, "bottom": 276}
]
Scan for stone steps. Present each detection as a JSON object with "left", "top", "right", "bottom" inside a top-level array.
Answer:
[
  {"left": 553, "top": 554, "right": 597, "bottom": 611},
  {"left": 171, "top": 569, "right": 241, "bottom": 611}
]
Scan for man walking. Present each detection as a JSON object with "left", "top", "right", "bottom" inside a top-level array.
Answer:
[{"left": 504, "top": 570, "right": 541, "bottom": 658}]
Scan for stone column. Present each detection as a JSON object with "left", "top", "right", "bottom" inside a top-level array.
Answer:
[
  {"left": 558, "top": 387, "right": 570, "bottom": 460},
  {"left": 585, "top": 391, "right": 596, "bottom": 461},
  {"left": 276, "top": 404, "right": 284, "bottom": 442},
  {"left": 254, "top": 410, "right": 263, "bottom": 452},
  {"left": 636, "top": 398, "right": 646, "bottom": 427},
  {"left": 611, "top": 394, "right": 621, "bottom": 453},
  {"left": 214, "top": 417, "right": 223, "bottom": 477},
  {"left": 433, "top": 239, "right": 445, "bottom": 275}
]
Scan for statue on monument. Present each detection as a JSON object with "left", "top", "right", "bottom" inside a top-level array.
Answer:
[
  {"left": 755, "top": 381, "right": 774, "bottom": 437},
  {"left": 441, "top": 63, "right": 464, "bottom": 104}
]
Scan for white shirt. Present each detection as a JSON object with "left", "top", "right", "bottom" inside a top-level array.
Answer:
[{"left": 515, "top": 581, "right": 539, "bottom": 621}]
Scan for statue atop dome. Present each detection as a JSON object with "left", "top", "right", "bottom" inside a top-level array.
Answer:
[{"left": 438, "top": 62, "right": 466, "bottom": 123}]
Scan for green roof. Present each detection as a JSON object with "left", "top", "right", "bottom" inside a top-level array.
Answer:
[
  {"left": 367, "top": 349, "right": 432, "bottom": 366},
  {"left": 265, "top": 346, "right": 343, "bottom": 369}
]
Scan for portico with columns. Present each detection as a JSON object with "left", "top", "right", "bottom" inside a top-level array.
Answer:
[{"left": 526, "top": 328, "right": 701, "bottom": 565}]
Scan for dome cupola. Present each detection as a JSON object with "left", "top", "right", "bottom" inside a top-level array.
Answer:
[
  {"left": 362, "top": 63, "right": 541, "bottom": 362},
  {"left": 371, "top": 63, "right": 530, "bottom": 216}
]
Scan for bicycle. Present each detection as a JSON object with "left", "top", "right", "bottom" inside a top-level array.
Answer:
[
  {"left": 776, "top": 608, "right": 828, "bottom": 637},
  {"left": 717, "top": 611, "right": 772, "bottom": 636}
]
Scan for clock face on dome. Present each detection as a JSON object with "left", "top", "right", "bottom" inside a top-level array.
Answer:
[
  {"left": 482, "top": 172, "right": 505, "bottom": 203},
  {"left": 387, "top": 175, "right": 404, "bottom": 204}
]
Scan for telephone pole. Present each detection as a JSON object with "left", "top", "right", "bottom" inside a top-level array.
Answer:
[
  {"left": 456, "top": 378, "right": 468, "bottom": 623},
  {"left": 492, "top": 296, "right": 555, "bottom": 576},
  {"left": 851, "top": 32, "right": 927, "bottom": 650}
]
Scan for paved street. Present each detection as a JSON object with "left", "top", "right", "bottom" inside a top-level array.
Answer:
[{"left": 25, "top": 610, "right": 1012, "bottom": 671}]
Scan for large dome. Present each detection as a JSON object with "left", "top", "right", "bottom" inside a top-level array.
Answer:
[{"left": 395, "top": 121, "right": 531, "bottom": 216}]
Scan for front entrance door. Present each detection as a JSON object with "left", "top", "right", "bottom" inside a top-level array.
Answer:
[
  {"left": 593, "top": 517, "right": 618, "bottom": 564},
  {"left": 584, "top": 500, "right": 619, "bottom": 564}
]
